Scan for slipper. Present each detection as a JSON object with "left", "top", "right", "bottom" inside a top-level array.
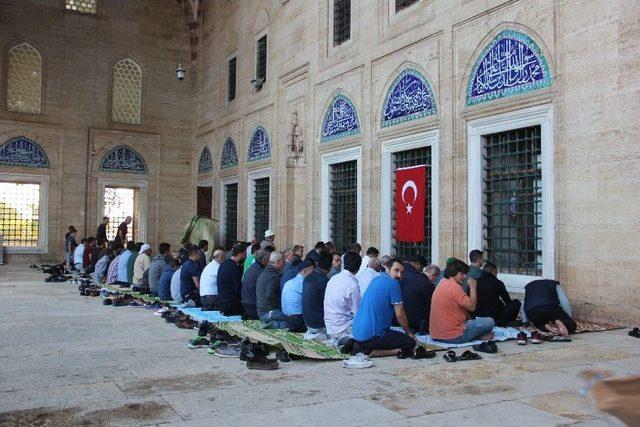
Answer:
[
  {"left": 443, "top": 350, "right": 457, "bottom": 362},
  {"left": 472, "top": 341, "right": 497, "bottom": 354},
  {"left": 458, "top": 350, "right": 482, "bottom": 361},
  {"left": 548, "top": 336, "right": 572, "bottom": 342},
  {"left": 629, "top": 327, "right": 640, "bottom": 339},
  {"left": 412, "top": 346, "right": 436, "bottom": 359}
]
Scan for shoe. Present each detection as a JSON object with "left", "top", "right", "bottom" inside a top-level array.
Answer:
[
  {"left": 531, "top": 331, "right": 543, "bottom": 344},
  {"left": 628, "top": 327, "right": 640, "bottom": 339},
  {"left": 339, "top": 338, "right": 355, "bottom": 354},
  {"left": 396, "top": 348, "right": 413, "bottom": 359},
  {"left": 275, "top": 349, "right": 291, "bottom": 363},
  {"left": 246, "top": 355, "right": 279, "bottom": 370},
  {"left": 214, "top": 343, "right": 242, "bottom": 358},
  {"left": 207, "top": 340, "right": 225, "bottom": 355},
  {"left": 473, "top": 341, "right": 498, "bottom": 354},
  {"left": 175, "top": 318, "right": 198, "bottom": 329},
  {"left": 516, "top": 331, "right": 528, "bottom": 345},
  {"left": 188, "top": 336, "right": 210, "bottom": 349},
  {"left": 343, "top": 353, "right": 373, "bottom": 369},
  {"left": 102, "top": 298, "right": 113, "bottom": 305},
  {"left": 412, "top": 346, "right": 436, "bottom": 359},
  {"left": 198, "top": 321, "right": 211, "bottom": 337}
]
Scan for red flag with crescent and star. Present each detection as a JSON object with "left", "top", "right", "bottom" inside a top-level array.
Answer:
[{"left": 395, "top": 165, "right": 427, "bottom": 242}]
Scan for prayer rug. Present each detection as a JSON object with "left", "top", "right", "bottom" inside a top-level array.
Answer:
[
  {"left": 177, "top": 307, "right": 242, "bottom": 323},
  {"left": 521, "top": 319, "right": 625, "bottom": 335}
]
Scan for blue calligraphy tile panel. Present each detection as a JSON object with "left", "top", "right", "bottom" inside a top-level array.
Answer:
[
  {"left": 381, "top": 69, "right": 436, "bottom": 128},
  {"left": 247, "top": 126, "right": 270, "bottom": 162},
  {"left": 198, "top": 146, "right": 213, "bottom": 174},
  {"left": 0, "top": 136, "right": 50, "bottom": 168},
  {"left": 321, "top": 94, "right": 361, "bottom": 143},
  {"left": 467, "top": 30, "right": 552, "bottom": 106},
  {"left": 220, "top": 137, "right": 239, "bottom": 169},
  {"left": 100, "top": 145, "right": 148, "bottom": 175}
]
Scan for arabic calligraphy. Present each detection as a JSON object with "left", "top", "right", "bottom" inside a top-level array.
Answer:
[
  {"left": 100, "top": 145, "right": 148, "bottom": 175},
  {"left": 321, "top": 94, "right": 360, "bottom": 143},
  {"left": 382, "top": 69, "right": 436, "bottom": 128},
  {"left": 0, "top": 136, "right": 50, "bottom": 168},
  {"left": 248, "top": 126, "right": 270, "bottom": 162},
  {"left": 198, "top": 146, "right": 213, "bottom": 175},
  {"left": 220, "top": 137, "right": 239, "bottom": 169},
  {"left": 467, "top": 30, "right": 551, "bottom": 106}
]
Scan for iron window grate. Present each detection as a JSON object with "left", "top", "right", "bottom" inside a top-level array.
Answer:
[
  {"left": 330, "top": 160, "right": 357, "bottom": 254},
  {"left": 0, "top": 182, "right": 40, "bottom": 247},
  {"left": 227, "top": 57, "right": 236, "bottom": 102},
  {"left": 256, "top": 35, "right": 267, "bottom": 81},
  {"left": 333, "top": 0, "right": 351, "bottom": 46},
  {"left": 225, "top": 183, "right": 238, "bottom": 250},
  {"left": 483, "top": 125, "right": 542, "bottom": 276},
  {"left": 392, "top": 147, "right": 432, "bottom": 261},
  {"left": 395, "top": 0, "right": 419, "bottom": 13},
  {"left": 253, "top": 178, "right": 270, "bottom": 242}
]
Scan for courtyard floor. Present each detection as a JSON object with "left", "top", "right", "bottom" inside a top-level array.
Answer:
[{"left": 0, "top": 264, "right": 638, "bottom": 426}]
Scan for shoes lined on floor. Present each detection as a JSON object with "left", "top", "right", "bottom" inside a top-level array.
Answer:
[{"left": 343, "top": 353, "right": 373, "bottom": 369}]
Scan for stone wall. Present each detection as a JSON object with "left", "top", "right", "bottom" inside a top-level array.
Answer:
[
  {"left": 0, "top": 0, "right": 196, "bottom": 261},
  {"left": 194, "top": 0, "right": 640, "bottom": 325}
]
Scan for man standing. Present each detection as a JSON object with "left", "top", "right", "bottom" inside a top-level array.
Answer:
[
  {"left": 424, "top": 264, "right": 441, "bottom": 284},
  {"left": 351, "top": 258, "right": 418, "bottom": 358},
  {"left": 96, "top": 217, "right": 109, "bottom": 243},
  {"left": 281, "top": 259, "right": 315, "bottom": 332},
  {"left": 302, "top": 251, "right": 333, "bottom": 337},
  {"left": 328, "top": 252, "right": 342, "bottom": 278},
  {"left": 242, "top": 249, "right": 270, "bottom": 319},
  {"left": 133, "top": 243, "right": 152, "bottom": 286},
  {"left": 197, "top": 240, "right": 208, "bottom": 271},
  {"left": 256, "top": 251, "right": 288, "bottom": 328},
  {"left": 200, "top": 249, "right": 226, "bottom": 311},
  {"left": 355, "top": 257, "right": 381, "bottom": 296},
  {"left": 260, "top": 229, "right": 276, "bottom": 250},
  {"left": 115, "top": 216, "right": 132, "bottom": 245},
  {"left": 306, "top": 242, "right": 325, "bottom": 263},
  {"left": 216, "top": 243, "right": 246, "bottom": 315},
  {"left": 148, "top": 243, "right": 171, "bottom": 295},
  {"left": 399, "top": 255, "right": 434, "bottom": 334},
  {"left": 283, "top": 248, "right": 295, "bottom": 273},
  {"left": 358, "top": 247, "right": 380, "bottom": 274},
  {"left": 180, "top": 246, "right": 202, "bottom": 306},
  {"left": 324, "top": 251, "right": 362, "bottom": 340}
]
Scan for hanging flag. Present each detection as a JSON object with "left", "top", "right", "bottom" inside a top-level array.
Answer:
[{"left": 395, "top": 165, "right": 427, "bottom": 242}]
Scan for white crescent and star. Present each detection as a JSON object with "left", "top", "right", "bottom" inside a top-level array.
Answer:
[{"left": 401, "top": 180, "right": 418, "bottom": 214}]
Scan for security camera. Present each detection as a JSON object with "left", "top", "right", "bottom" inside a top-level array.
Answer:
[{"left": 251, "top": 78, "right": 264, "bottom": 90}]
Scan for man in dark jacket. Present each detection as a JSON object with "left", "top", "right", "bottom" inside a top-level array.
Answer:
[
  {"left": 216, "top": 243, "right": 246, "bottom": 316},
  {"left": 96, "top": 216, "right": 109, "bottom": 243},
  {"left": 148, "top": 243, "right": 171, "bottom": 295},
  {"left": 524, "top": 278, "right": 575, "bottom": 336},
  {"left": 302, "top": 250, "right": 332, "bottom": 335},
  {"left": 241, "top": 248, "right": 270, "bottom": 319},
  {"left": 256, "top": 250, "right": 288, "bottom": 328},
  {"left": 397, "top": 254, "right": 434, "bottom": 334},
  {"left": 474, "top": 262, "right": 521, "bottom": 326}
]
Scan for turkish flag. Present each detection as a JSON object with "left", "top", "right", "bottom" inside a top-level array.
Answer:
[{"left": 395, "top": 165, "right": 427, "bottom": 242}]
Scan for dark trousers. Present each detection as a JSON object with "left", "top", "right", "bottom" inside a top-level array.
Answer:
[
  {"left": 202, "top": 295, "right": 222, "bottom": 311},
  {"left": 356, "top": 330, "right": 415, "bottom": 354},
  {"left": 242, "top": 303, "right": 258, "bottom": 320},
  {"left": 526, "top": 305, "right": 577, "bottom": 334},
  {"left": 285, "top": 314, "right": 307, "bottom": 333},
  {"left": 493, "top": 299, "right": 522, "bottom": 327},
  {"left": 181, "top": 291, "right": 202, "bottom": 307},
  {"left": 221, "top": 299, "right": 244, "bottom": 316}
]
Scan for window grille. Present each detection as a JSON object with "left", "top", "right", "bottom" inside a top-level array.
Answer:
[
  {"left": 330, "top": 160, "right": 357, "bottom": 253},
  {"left": 111, "top": 58, "right": 142, "bottom": 124},
  {"left": 227, "top": 57, "right": 236, "bottom": 102},
  {"left": 483, "top": 126, "right": 542, "bottom": 276},
  {"left": 64, "top": 0, "right": 96, "bottom": 14},
  {"left": 333, "top": 0, "right": 351, "bottom": 46},
  {"left": 253, "top": 178, "right": 270, "bottom": 241},
  {"left": 6, "top": 43, "right": 42, "bottom": 114},
  {"left": 256, "top": 36, "right": 267, "bottom": 81},
  {"left": 0, "top": 182, "right": 40, "bottom": 247},
  {"left": 103, "top": 187, "right": 135, "bottom": 243},
  {"left": 395, "top": 0, "right": 419, "bottom": 13},
  {"left": 225, "top": 183, "right": 238, "bottom": 250},
  {"left": 392, "top": 147, "right": 432, "bottom": 261}
]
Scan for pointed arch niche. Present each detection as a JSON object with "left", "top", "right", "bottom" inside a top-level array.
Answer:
[
  {"left": 381, "top": 68, "right": 436, "bottom": 128},
  {"left": 320, "top": 93, "right": 361, "bottom": 143}
]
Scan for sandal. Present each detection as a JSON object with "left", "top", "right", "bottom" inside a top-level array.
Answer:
[
  {"left": 443, "top": 350, "right": 457, "bottom": 362},
  {"left": 458, "top": 350, "right": 482, "bottom": 361},
  {"left": 472, "top": 341, "right": 497, "bottom": 354},
  {"left": 629, "top": 327, "right": 640, "bottom": 339}
]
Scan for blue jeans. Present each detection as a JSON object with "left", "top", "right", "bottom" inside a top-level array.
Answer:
[
  {"left": 259, "top": 309, "right": 289, "bottom": 329},
  {"left": 438, "top": 317, "right": 495, "bottom": 344}
]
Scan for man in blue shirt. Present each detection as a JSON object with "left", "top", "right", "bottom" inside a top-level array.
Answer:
[
  {"left": 302, "top": 251, "right": 332, "bottom": 336},
  {"left": 180, "top": 246, "right": 203, "bottom": 306},
  {"left": 216, "top": 243, "right": 246, "bottom": 316},
  {"left": 282, "top": 259, "right": 315, "bottom": 332},
  {"left": 351, "top": 258, "right": 417, "bottom": 358},
  {"left": 116, "top": 241, "right": 135, "bottom": 285},
  {"left": 157, "top": 258, "right": 179, "bottom": 301}
]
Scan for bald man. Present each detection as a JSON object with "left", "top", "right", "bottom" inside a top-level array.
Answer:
[{"left": 200, "top": 249, "right": 226, "bottom": 311}]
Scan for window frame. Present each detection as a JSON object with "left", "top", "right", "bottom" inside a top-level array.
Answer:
[
  {"left": 219, "top": 176, "right": 239, "bottom": 250},
  {"left": 97, "top": 177, "right": 148, "bottom": 244},
  {"left": 110, "top": 57, "right": 143, "bottom": 125},
  {"left": 5, "top": 42, "right": 44, "bottom": 115},
  {"left": 61, "top": 0, "right": 98, "bottom": 16},
  {"left": 331, "top": 0, "right": 352, "bottom": 47},
  {"left": 388, "top": 0, "right": 420, "bottom": 23},
  {"left": 0, "top": 172, "right": 49, "bottom": 254},
  {"left": 467, "top": 104, "right": 554, "bottom": 292},
  {"left": 246, "top": 168, "right": 271, "bottom": 241},
  {"left": 254, "top": 31, "right": 268, "bottom": 84},
  {"left": 226, "top": 54, "right": 237, "bottom": 104}
]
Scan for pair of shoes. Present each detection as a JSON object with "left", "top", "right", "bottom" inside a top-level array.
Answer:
[
  {"left": 211, "top": 342, "right": 242, "bottom": 358},
  {"left": 473, "top": 341, "right": 498, "bottom": 354},
  {"left": 275, "top": 349, "right": 291, "bottom": 363},
  {"left": 239, "top": 338, "right": 270, "bottom": 362},
  {"left": 339, "top": 338, "right": 355, "bottom": 354},
  {"left": 343, "top": 353, "right": 373, "bottom": 369},
  {"left": 628, "top": 327, "right": 640, "bottom": 338},
  {"left": 247, "top": 355, "right": 279, "bottom": 370},
  {"left": 411, "top": 346, "right": 436, "bottom": 359},
  {"left": 188, "top": 336, "right": 210, "bottom": 349},
  {"left": 175, "top": 318, "right": 198, "bottom": 329},
  {"left": 517, "top": 331, "right": 543, "bottom": 345},
  {"left": 197, "top": 321, "right": 211, "bottom": 337},
  {"left": 396, "top": 348, "right": 413, "bottom": 359},
  {"left": 443, "top": 350, "right": 482, "bottom": 362}
]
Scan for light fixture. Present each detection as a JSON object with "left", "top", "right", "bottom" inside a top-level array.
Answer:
[
  {"left": 177, "top": 63, "right": 185, "bottom": 81},
  {"left": 177, "top": 0, "right": 186, "bottom": 81},
  {"left": 251, "top": 78, "right": 264, "bottom": 91}
]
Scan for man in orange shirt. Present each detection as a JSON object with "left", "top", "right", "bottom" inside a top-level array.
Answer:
[{"left": 429, "top": 259, "right": 494, "bottom": 343}]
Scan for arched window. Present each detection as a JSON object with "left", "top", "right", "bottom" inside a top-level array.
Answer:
[
  {"left": 198, "top": 146, "right": 213, "bottom": 175},
  {"left": 381, "top": 68, "right": 436, "bottom": 128},
  {"left": 247, "top": 127, "right": 270, "bottom": 162},
  {"left": 111, "top": 58, "right": 142, "bottom": 124},
  {"left": 100, "top": 145, "right": 147, "bottom": 175},
  {"left": 320, "top": 93, "right": 360, "bottom": 143},
  {"left": 64, "top": 0, "right": 97, "bottom": 14},
  {"left": 6, "top": 43, "right": 42, "bottom": 114},
  {"left": 220, "top": 137, "right": 239, "bottom": 169}
]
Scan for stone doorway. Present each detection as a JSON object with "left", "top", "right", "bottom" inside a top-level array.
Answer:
[{"left": 197, "top": 185, "right": 212, "bottom": 218}]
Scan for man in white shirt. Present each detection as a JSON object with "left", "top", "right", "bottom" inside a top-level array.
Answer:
[
  {"left": 74, "top": 239, "right": 86, "bottom": 273},
  {"left": 358, "top": 247, "right": 380, "bottom": 275},
  {"left": 323, "top": 251, "right": 362, "bottom": 340},
  {"left": 133, "top": 243, "right": 152, "bottom": 285},
  {"left": 200, "top": 249, "right": 226, "bottom": 311},
  {"left": 356, "top": 257, "right": 382, "bottom": 296},
  {"left": 170, "top": 266, "right": 183, "bottom": 303}
]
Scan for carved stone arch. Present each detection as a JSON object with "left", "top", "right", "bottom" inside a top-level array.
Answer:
[
  {"left": 319, "top": 89, "right": 361, "bottom": 143},
  {"left": 379, "top": 62, "right": 437, "bottom": 128},
  {"left": 461, "top": 24, "right": 554, "bottom": 107}
]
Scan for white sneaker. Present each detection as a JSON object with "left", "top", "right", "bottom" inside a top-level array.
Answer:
[
  {"left": 342, "top": 353, "right": 373, "bottom": 369},
  {"left": 304, "top": 331, "right": 328, "bottom": 341}
]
